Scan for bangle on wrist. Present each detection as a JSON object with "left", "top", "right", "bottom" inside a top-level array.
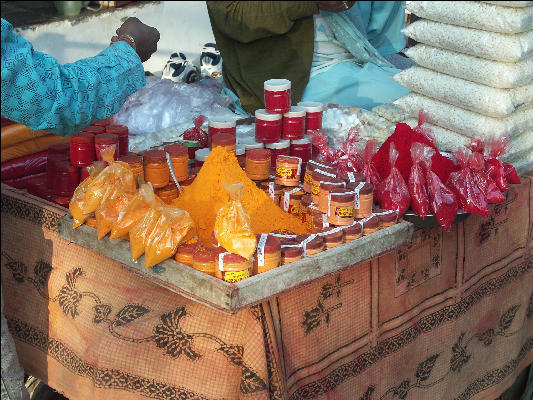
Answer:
[{"left": 118, "top": 34, "right": 136, "bottom": 51}]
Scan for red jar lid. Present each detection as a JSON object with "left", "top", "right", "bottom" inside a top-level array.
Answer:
[
  {"left": 296, "top": 234, "right": 325, "bottom": 250},
  {"left": 256, "top": 234, "right": 281, "bottom": 253},
  {"left": 143, "top": 149, "right": 167, "bottom": 164},
  {"left": 329, "top": 188, "right": 356, "bottom": 203},
  {"left": 221, "top": 252, "right": 249, "bottom": 264},
  {"left": 319, "top": 228, "right": 344, "bottom": 242},
  {"left": 361, "top": 215, "right": 380, "bottom": 229},
  {"left": 48, "top": 142, "right": 70, "bottom": 155},
  {"left": 119, "top": 154, "right": 143, "bottom": 164},
  {"left": 156, "top": 183, "right": 178, "bottom": 196},
  {"left": 212, "top": 133, "right": 235, "bottom": 147},
  {"left": 193, "top": 246, "right": 217, "bottom": 263},
  {"left": 281, "top": 241, "right": 303, "bottom": 258},
  {"left": 48, "top": 152, "right": 69, "bottom": 163},
  {"left": 258, "top": 181, "right": 282, "bottom": 192},
  {"left": 308, "top": 159, "right": 333, "bottom": 171},
  {"left": 347, "top": 181, "right": 373, "bottom": 195},
  {"left": 340, "top": 172, "right": 365, "bottom": 184},
  {"left": 164, "top": 143, "right": 188, "bottom": 157},
  {"left": 83, "top": 125, "right": 106, "bottom": 134},
  {"left": 277, "top": 155, "right": 300, "bottom": 166},
  {"left": 320, "top": 178, "right": 345, "bottom": 191},
  {"left": 344, "top": 223, "right": 362, "bottom": 236},
  {"left": 55, "top": 160, "right": 80, "bottom": 174},
  {"left": 312, "top": 169, "right": 337, "bottom": 181},
  {"left": 71, "top": 132, "right": 95, "bottom": 144},
  {"left": 247, "top": 148, "right": 271, "bottom": 160},
  {"left": 181, "top": 175, "right": 196, "bottom": 187},
  {"left": 94, "top": 133, "right": 118, "bottom": 145},
  {"left": 106, "top": 125, "right": 128, "bottom": 135},
  {"left": 177, "top": 243, "right": 198, "bottom": 256},
  {"left": 374, "top": 209, "right": 398, "bottom": 223},
  {"left": 92, "top": 118, "right": 111, "bottom": 127}
]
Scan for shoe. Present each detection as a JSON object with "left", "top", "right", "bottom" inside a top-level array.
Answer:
[
  {"left": 200, "top": 43, "right": 222, "bottom": 78},
  {"left": 162, "top": 52, "right": 199, "bottom": 84}
]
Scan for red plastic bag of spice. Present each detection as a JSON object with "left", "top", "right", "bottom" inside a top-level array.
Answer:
[
  {"left": 332, "top": 127, "right": 364, "bottom": 175},
  {"left": 309, "top": 129, "right": 335, "bottom": 164},
  {"left": 408, "top": 142, "right": 430, "bottom": 219},
  {"left": 422, "top": 147, "right": 458, "bottom": 231},
  {"left": 1, "top": 151, "right": 47, "bottom": 181},
  {"left": 183, "top": 115, "right": 208, "bottom": 148},
  {"left": 413, "top": 109, "right": 435, "bottom": 144},
  {"left": 503, "top": 162, "right": 521, "bottom": 184},
  {"left": 469, "top": 152, "right": 505, "bottom": 204},
  {"left": 379, "top": 143, "right": 411, "bottom": 217},
  {"left": 485, "top": 135, "right": 509, "bottom": 192},
  {"left": 446, "top": 148, "right": 488, "bottom": 217},
  {"left": 359, "top": 140, "right": 382, "bottom": 203}
]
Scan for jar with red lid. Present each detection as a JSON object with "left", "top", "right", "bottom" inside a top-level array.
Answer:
[
  {"left": 312, "top": 213, "right": 330, "bottom": 233},
  {"left": 290, "top": 137, "right": 312, "bottom": 167},
  {"left": 297, "top": 101, "right": 323, "bottom": 132},
  {"left": 275, "top": 155, "right": 301, "bottom": 186},
  {"left": 94, "top": 134, "right": 118, "bottom": 161},
  {"left": 303, "top": 160, "right": 334, "bottom": 193},
  {"left": 281, "top": 241, "right": 303, "bottom": 264},
  {"left": 164, "top": 143, "right": 189, "bottom": 182},
  {"left": 343, "top": 222, "right": 363, "bottom": 242},
  {"left": 253, "top": 234, "right": 281, "bottom": 275},
  {"left": 319, "top": 227, "right": 345, "bottom": 249},
  {"left": 53, "top": 161, "right": 80, "bottom": 197},
  {"left": 212, "top": 132, "right": 236, "bottom": 154},
  {"left": 258, "top": 181, "right": 282, "bottom": 205},
  {"left": 175, "top": 243, "right": 199, "bottom": 267},
  {"left": 340, "top": 172, "right": 366, "bottom": 185},
  {"left": 26, "top": 175, "right": 49, "bottom": 199},
  {"left": 106, "top": 125, "right": 129, "bottom": 157},
  {"left": 282, "top": 106, "right": 306, "bottom": 140},
  {"left": 296, "top": 234, "right": 325, "bottom": 257},
  {"left": 349, "top": 181, "right": 373, "bottom": 219},
  {"left": 216, "top": 252, "right": 252, "bottom": 282},
  {"left": 311, "top": 169, "right": 338, "bottom": 203},
  {"left": 373, "top": 209, "right": 398, "bottom": 228},
  {"left": 119, "top": 154, "right": 144, "bottom": 184},
  {"left": 328, "top": 188, "right": 356, "bottom": 226},
  {"left": 264, "top": 79, "right": 291, "bottom": 114},
  {"left": 306, "top": 204, "right": 322, "bottom": 232},
  {"left": 265, "top": 140, "right": 290, "bottom": 169},
  {"left": 246, "top": 148, "right": 271, "bottom": 181},
  {"left": 48, "top": 142, "right": 70, "bottom": 156},
  {"left": 194, "top": 148, "right": 211, "bottom": 168},
  {"left": 236, "top": 145, "right": 246, "bottom": 169},
  {"left": 92, "top": 117, "right": 112, "bottom": 127},
  {"left": 143, "top": 150, "right": 169, "bottom": 189},
  {"left": 360, "top": 215, "right": 380, "bottom": 235},
  {"left": 70, "top": 133, "right": 95, "bottom": 167},
  {"left": 208, "top": 118, "right": 236, "bottom": 146},
  {"left": 181, "top": 139, "right": 200, "bottom": 160},
  {"left": 318, "top": 178, "right": 345, "bottom": 213},
  {"left": 82, "top": 125, "right": 106, "bottom": 134},
  {"left": 46, "top": 153, "right": 69, "bottom": 188},
  {"left": 155, "top": 183, "right": 179, "bottom": 204},
  {"left": 192, "top": 246, "right": 217, "bottom": 276},
  {"left": 300, "top": 194, "right": 312, "bottom": 223},
  {"left": 281, "top": 187, "right": 304, "bottom": 216},
  {"left": 255, "top": 109, "right": 282, "bottom": 143},
  {"left": 243, "top": 141, "right": 264, "bottom": 156}
]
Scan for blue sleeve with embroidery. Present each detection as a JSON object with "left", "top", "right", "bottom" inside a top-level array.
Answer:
[{"left": 1, "top": 18, "right": 146, "bottom": 136}]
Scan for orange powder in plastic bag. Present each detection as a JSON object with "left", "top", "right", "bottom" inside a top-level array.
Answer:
[
  {"left": 70, "top": 161, "right": 106, "bottom": 228},
  {"left": 95, "top": 188, "right": 136, "bottom": 240},
  {"left": 214, "top": 182, "right": 257, "bottom": 260},
  {"left": 129, "top": 208, "right": 162, "bottom": 261},
  {"left": 144, "top": 207, "right": 194, "bottom": 268}
]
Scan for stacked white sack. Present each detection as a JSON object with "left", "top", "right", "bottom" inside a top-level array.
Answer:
[{"left": 392, "top": 1, "right": 533, "bottom": 159}]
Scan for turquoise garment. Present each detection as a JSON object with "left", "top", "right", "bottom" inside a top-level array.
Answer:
[
  {"left": 1, "top": 18, "right": 146, "bottom": 136},
  {"left": 302, "top": 1, "right": 409, "bottom": 109}
]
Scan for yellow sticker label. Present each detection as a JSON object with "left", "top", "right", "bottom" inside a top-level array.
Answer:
[
  {"left": 312, "top": 183, "right": 320, "bottom": 195},
  {"left": 336, "top": 207, "right": 354, "bottom": 218},
  {"left": 290, "top": 205, "right": 300, "bottom": 215},
  {"left": 223, "top": 269, "right": 250, "bottom": 283},
  {"left": 276, "top": 166, "right": 297, "bottom": 179},
  {"left": 304, "top": 172, "right": 313, "bottom": 184}
]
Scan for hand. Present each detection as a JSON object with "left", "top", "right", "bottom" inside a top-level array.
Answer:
[
  {"left": 114, "top": 17, "right": 160, "bottom": 63},
  {"left": 317, "top": 1, "right": 356, "bottom": 12}
]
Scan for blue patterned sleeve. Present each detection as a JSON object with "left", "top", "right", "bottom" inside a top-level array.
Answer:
[{"left": 1, "top": 18, "right": 146, "bottom": 136}]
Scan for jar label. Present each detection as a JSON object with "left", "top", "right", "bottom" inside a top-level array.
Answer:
[
  {"left": 353, "top": 182, "right": 365, "bottom": 209},
  {"left": 222, "top": 269, "right": 250, "bottom": 283},
  {"left": 257, "top": 233, "right": 268, "bottom": 267},
  {"left": 347, "top": 172, "right": 355, "bottom": 183},
  {"left": 276, "top": 166, "right": 298, "bottom": 179},
  {"left": 312, "top": 183, "right": 320, "bottom": 195},
  {"left": 290, "top": 205, "right": 300, "bottom": 215},
  {"left": 269, "top": 182, "right": 275, "bottom": 201},
  {"left": 304, "top": 171, "right": 313, "bottom": 185},
  {"left": 322, "top": 214, "right": 329, "bottom": 228},
  {"left": 283, "top": 187, "right": 301, "bottom": 212},
  {"left": 335, "top": 207, "right": 354, "bottom": 218}
]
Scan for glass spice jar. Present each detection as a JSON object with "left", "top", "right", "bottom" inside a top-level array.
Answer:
[
  {"left": 296, "top": 234, "right": 325, "bottom": 257},
  {"left": 319, "top": 227, "right": 345, "bottom": 249},
  {"left": 175, "top": 243, "right": 198, "bottom": 267},
  {"left": 243, "top": 141, "right": 264, "bottom": 156},
  {"left": 70, "top": 133, "right": 95, "bottom": 167},
  {"left": 303, "top": 160, "right": 334, "bottom": 193},
  {"left": 94, "top": 133, "right": 118, "bottom": 161},
  {"left": 255, "top": 109, "right": 282, "bottom": 143},
  {"left": 208, "top": 118, "right": 236, "bottom": 146},
  {"left": 275, "top": 155, "right": 301, "bottom": 186},
  {"left": 282, "top": 106, "right": 306, "bottom": 140},
  {"left": 311, "top": 169, "right": 338, "bottom": 203},
  {"left": 53, "top": 161, "right": 80, "bottom": 197},
  {"left": 327, "top": 188, "right": 356, "bottom": 226},
  {"left": 265, "top": 139, "right": 290, "bottom": 169},
  {"left": 165, "top": 143, "right": 189, "bottom": 182},
  {"left": 253, "top": 234, "right": 281, "bottom": 274},
  {"left": 306, "top": 204, "right": 322, "bottom": 232},
  {"left": 312, "top": 213, "right": 330, "bottom": 233},
  {"left": 264, "top": 79, "right": 291, "bottom": 114},
  {"left": 318, "top": 178, "right": 346, "bottom": 213},
  {"left": 290, "top": 136, "right": 312, "bottom": 167},
  {"left": 349, "top": 182, "right": 373, "bottom": 219},
  {"left": 106, "top": 125, "right": 129, "bottom": 157},
  {"left": 143, "top": 149, "right": 169, "bottom": 189},
  {"left": 192, "top": 246, "right": 217, "bottom": 277},
  {"left": 119, "top": 154, "right": 144, "bottom": 184},
  {"left": 360, "top": 215, "right": 380, "bottom": 235},
  {"left": 373, "top": 209, "right": 398, "bottom": 228},
  {"left": 212, "top": 132, "right": 236, "bottom": 154},
  {"left": 216, "top": 252, "right": 252, "bottom": 282},
  {"left": 246, "top": 148, "right": 271, "bottom": 181},
  {"left": 343, "top": 222, "right": 363, "bottom": 242},
  {"left": 258, "top": 181, "right": 283, "bottom": 205},
  {"left": 297, "top": 101, "right": 323, "bottom": 132},
  {"left": 281, "top": 187, "right": 304, "bottom": 216},
  {"left": 281, "top": 241, "right": 303, "bottom": 264},
  {"left": 155, "top": 183, "right": 179, "bottom": 204}
]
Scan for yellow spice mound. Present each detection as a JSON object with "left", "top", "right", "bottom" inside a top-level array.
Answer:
[{"left": 173, "top": 146, "right": 306, "bottom": 244}]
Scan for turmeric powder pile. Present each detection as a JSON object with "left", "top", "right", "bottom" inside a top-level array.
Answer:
[{"left": 173, "top": 146, "right": 306, "bottom": 244}]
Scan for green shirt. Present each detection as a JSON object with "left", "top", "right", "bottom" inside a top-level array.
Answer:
[{"left": 207, "top": 1, "right": 318, "bottom": 114}]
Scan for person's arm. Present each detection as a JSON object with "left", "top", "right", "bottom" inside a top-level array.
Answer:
[
  {"left": 1, "top": 18, "right": 146, "bottom": 136},
  {"left": 206, "top": 1, "right": 319, "bottom": 43}
]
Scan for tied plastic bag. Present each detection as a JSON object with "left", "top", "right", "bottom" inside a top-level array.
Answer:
[
  {"left": 214, "top": 182, "right": 257, "bottom": 260},
  {"left": 183, "top": 115, "right": 208, "bottom": 148},
  {"left": 503, "top": 162, "right": 521, "bottom": 184},
  {"left": 485, "top": 135, "right": 509, "bottom": 192},
  {"left": 110, "top": 183, "right": 162, "bottom": 240},
  {"left": 69, "top": 161, "right": 107, "bottom": 228},
  {"left": 446, "top": 148, "right": 489, "bottom": 217},
  {"left": 95, "top": 187, "right": 136, "bottom": 240},
  {"left": 81, "top": 145, "right": 135, "bottom": 215},
  {"left": 469, "top": 152, "right": 505, "bottom": 204},
  {"left": 359, "top": 140, "right": 382, "bottom": 203},
  {"left": 380, "top": 143, "right": 411, "bottom": 218},
  {"left": 422, "top": 147, "right": 458, "bottom": 231},
  {"left": 310, "top": 129, "right": 335, "bottom": 164},
  {"left": 413, "top": 109, "right": 435, "bottom": 144},
  {"left": 331, "top": 127, "right": 364, "bottom": 175},
  {"left": 408, "top": 142, "right": 430, "bottom": 219},
  {"left": 144, "top": 206, "right": 195, "bottom": 268},
  {"left": 130, "top": 208, "right": 162, "bottom": 261}
]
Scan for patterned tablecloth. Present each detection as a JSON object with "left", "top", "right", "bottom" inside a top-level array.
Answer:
[{"left": 1, "top": 174, "right": 532, "bottom": 400}]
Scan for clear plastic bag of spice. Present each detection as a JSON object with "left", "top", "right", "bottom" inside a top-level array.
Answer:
[
  {"left": 214, "top": 182, "right": 257, "bottom": 260},
  {"left": 69, "top": 161, "right": 107, "bottom": 228},
  {"left": 95, "top": 187, "right": 136, "bottom": 240}
]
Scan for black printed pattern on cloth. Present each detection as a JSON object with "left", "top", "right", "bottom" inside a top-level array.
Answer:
[{"left": 1, "top": 194, "right": 61, "bottom": 233}]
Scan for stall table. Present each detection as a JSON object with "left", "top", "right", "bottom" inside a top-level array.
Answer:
[{"left": 1, "top": 173, "right": 532, "bottom": 400}]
